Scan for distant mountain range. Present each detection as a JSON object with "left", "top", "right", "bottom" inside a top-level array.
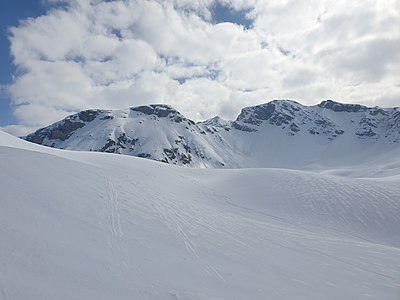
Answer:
[{"left": 24, "top": 99, "right": 400, "bottom": 169}]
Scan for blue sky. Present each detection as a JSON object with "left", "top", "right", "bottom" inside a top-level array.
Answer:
[
  {"left": 0, "top": 0, "right": 48, "bottom": 126},
  {"left": 212, "top": 2, "right": 253, "bottom": 29},
  {"left": 1, "top": 0, "right": 399, "bottom": 136}
]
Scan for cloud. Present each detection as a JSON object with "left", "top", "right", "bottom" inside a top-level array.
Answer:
[
  {"left": 321, "top": 37, "right": 400, "bottom": 82},
  {"left": 5, "top": 0, "right": 400, "bottom": 134},
  {"left": 0, "top": 125, "right": 37, "bottom": 137},
  {"left": 374, "top": 91, "right": 400, "bottom": 108}
]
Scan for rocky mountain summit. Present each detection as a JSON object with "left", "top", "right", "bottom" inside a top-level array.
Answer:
[
  {"left": 24, "top": 100, "right": 400, "bottom": 168},
  {"left": 233, "top": 100, "right": 399, "bottom": 140}
]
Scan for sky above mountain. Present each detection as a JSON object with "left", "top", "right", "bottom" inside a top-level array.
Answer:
[{"left": 0, "top": 0, "right": 399, "bottom": 136}]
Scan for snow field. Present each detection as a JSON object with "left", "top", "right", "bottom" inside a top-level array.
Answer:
[{"left": 0, "top": 130, "right": 400, "bottom": 299}]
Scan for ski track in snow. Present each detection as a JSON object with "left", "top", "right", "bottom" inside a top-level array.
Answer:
[
  {"left": 117, "top": 174, "right": 263, "bottom": 282},
  {"left": 105, "top": 176, "right": 123, "bottom": 248},
  {"left": 208, "top": 170, "right": 400, "bottom": 247},
  {"left": 112, "top": 170, "right": 400, "bottom": 295}
]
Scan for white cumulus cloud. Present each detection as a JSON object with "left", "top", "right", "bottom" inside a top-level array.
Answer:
[{"left": 4, "top": 0, "right": 400, "bottom": 135}]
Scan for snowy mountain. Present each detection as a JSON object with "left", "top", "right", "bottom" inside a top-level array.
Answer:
[
  {"left": 24, "top": 100, "right": 400, "bottom": 169},
  {"left": 1, "top": 130, "right": 400, "bottom": 299}
]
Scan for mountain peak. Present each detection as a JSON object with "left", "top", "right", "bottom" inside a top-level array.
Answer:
[
  {"left": 233, "top": 99, "right": 304, "bottom": 131},
  {"left": 130, "top": 104, "right": 175, "bottom": 116},
  {"left": 318, "top": 100, "right": 367, "bottom": 112},
  {"left": 199, "top": 116, "right": 232, "bottom": 128},
  {"left": 130, "top": 104, "right": 195, "bottom": 124},
  {"left": 269, "top": 99, "right": 302, "bottom": 106}
]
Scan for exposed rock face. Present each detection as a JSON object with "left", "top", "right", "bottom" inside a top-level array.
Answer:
[
  {"left": 234, "top": 101, "right": 302, "bottom": 127},
  {"left": 78, "top": 110, "right": 100, "bottom": 122},
  {"left": 23, "top": 100, "right": 400, "bottom": 168},
  {"left": 318, "top": 100, "right": 367, "bottom": 113},
  {"left": 230, "top": 99, "right": 399, "bottom": 142},
  {"left": 131, "top": 104, "right": 174, "bottom": 117},
  {"left": 25, "top": 118, "right": 83, "bottom": 144},
  {"left": 232, "top": 100, "right": 346, "bottom": 140},
  {"left": 131, "top": 104, "right": 194, "bottom": 125}
]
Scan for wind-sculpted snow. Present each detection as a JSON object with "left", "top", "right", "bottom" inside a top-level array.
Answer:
[
  {"left": 23, "top": 100, "right": 400, "bottom": 169},
  {"left": 1, "top": 130, "right": 400, "bottom": 299}
]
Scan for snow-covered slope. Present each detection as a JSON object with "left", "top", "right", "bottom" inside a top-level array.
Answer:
[
  {"left": 23, "top": 100, "right": 400, "bottom": 169},
  {"left": 24, "top": 104, "right": 228, "bottom": 168},
  {"left": 1, "top": 130, "right": 400, "bottom": 299}
]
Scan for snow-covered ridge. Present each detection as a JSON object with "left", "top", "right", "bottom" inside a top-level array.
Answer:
[{"left": 23, "top": 100, "right": 400, "bottom": 168}]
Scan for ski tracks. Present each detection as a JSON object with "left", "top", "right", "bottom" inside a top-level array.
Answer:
[
  {"left": 149, "top": 194, "right": 201, "bottom": 257},
  {"left": 105, "top": 176, "right": 123, "bottom": 248}
]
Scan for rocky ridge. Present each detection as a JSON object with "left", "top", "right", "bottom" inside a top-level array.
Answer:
[{"left": 24, "top": 100, "right": 400, "bottom": 168}]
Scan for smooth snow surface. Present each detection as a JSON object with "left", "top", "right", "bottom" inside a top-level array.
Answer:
[{"left": 1, "top": 130, "right": 400, "bottom": 299}]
